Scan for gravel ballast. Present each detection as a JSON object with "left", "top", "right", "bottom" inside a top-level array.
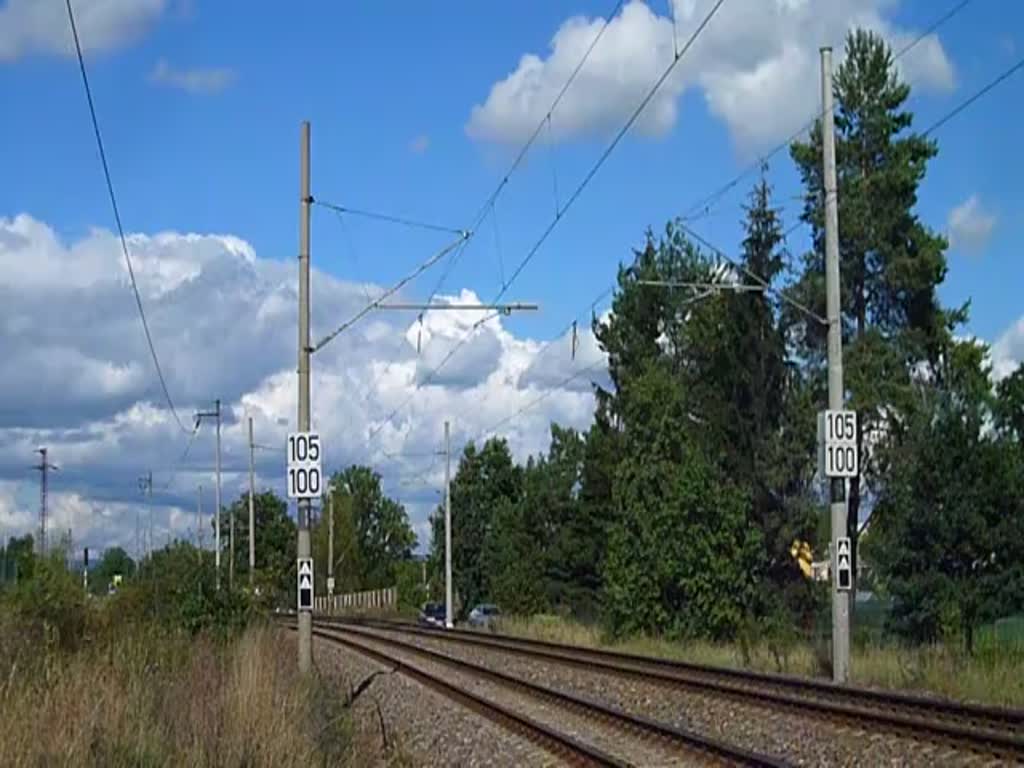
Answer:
[
  {"left": 314, "top": 633, "right": 563, "bottom": 767},
  {"left": 325, "top": 627, "right": 712, "bottom": 767},
  {"left": 349, "top": 625, "right": 986, "bottom": 768}
]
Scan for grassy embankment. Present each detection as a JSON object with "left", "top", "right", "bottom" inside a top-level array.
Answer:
[
  {"left": 492, "top": 614, "right": 1024, "bottom": 708},
  {"left": 0, "top": 551, "right": 368, "bottom": 768},
  {"left": 0, "top": 621, "right": 355, "bottom": 767}
]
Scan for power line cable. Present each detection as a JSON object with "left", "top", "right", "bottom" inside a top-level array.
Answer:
[
  {"left": 474, "top": 358, "right": 607, "bottom": 444},
  {"left": 65, "top": 0, "right": 189, "bottom": 434},
  {"left": 364, "top": 309, "right": 506, "bottom": 446},
  {"left": 920, "top": 53, "right": 1024, "bottom": 136},
  {"left": 314, "top": 233, "right": 468, "bottom": 353},
  {"left": 313, "top": 199, "right": 466, "bottom": 236},
  {"left": 379, "top": 282, "right": 618, "bottom": 459},
  {"left": 314, "top": 0, "right": 626, "bottom": 360},
  {"left": 495, "top": 0, "right": 728, "bottom": 304},
  {"left": 420, "top": 0, "right": 627, "bottom": 307},
  {"left": 157, "top": 423, "right": 202, "bottom": 491},
  {"left": 681, "top": 0, "right": 980, "bottom": 223},
  {"left": 363, "top": 0, "right": 729, "bottom": 446},
  {"left": 676, "top": 218, "right": 825, "bottom": 325},
  {"left": 331, "top": 209, "right": 377, "bottom": 306},
  {"left": 677, "top": 39, "right": 1024, "bottom": 329},
  {"left": 781, "top": 48, "right": 1024, "bottom": 241}
]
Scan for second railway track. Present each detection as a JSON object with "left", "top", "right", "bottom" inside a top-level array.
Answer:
[
  {"left": 310, "top": 622, "right": 788, "bottom": 767},
  {"left": 318, "top": 615, "right": 1024, "bottom": 763}
]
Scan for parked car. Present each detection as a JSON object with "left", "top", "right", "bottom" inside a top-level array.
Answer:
[
  {"left": 418, "top": 601, "right": 447, "bottom": 628},
  {"left": 467, "top": 603, "right": 500, "bottom": 629}
]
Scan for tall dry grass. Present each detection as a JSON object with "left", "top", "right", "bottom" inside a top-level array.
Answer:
[
  {"left": 0, "top": 623, "right": 353, "bottom": 767},
  {"left": 492, "top": 614, "right": 1024, "bottom": 708}
]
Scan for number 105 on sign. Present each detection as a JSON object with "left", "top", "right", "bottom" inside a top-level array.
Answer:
[
  {"left": 287, "top": 432, "right": 322, "bottom": 499},
  {"left": 817, "top": 410, "right": 858, "bottom": 478}
]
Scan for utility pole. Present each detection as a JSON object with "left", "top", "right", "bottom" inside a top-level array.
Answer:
[
  {"left": 821, "top": 46, "right": 850, "bottom": 684},
  {"left": 33, "top": 448, "right": 57, "bottom": 557},
  {"left": 195, "top": 400, "right": 223, "bottom": 589},
  {"left": 248, "top": 416, "right": 256, "bottom": 588},
  {"left": 138, "top": 471, "right": 153, "bottom": 557},
  {"left": 444, "top": 420, "right": 453, "bottom": 629},
  {"left": 297, "top": 120, "right": 313, "bottom": 673},
  {"left": 197, "top": 485, "right": 204, "bottom": 551},
  {"left": 327, "top": 487, "right": 335, "bottom": 597}
]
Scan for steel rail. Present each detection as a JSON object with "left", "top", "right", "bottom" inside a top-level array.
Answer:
[
  {"left": 313, "top": 622, "right": 789, "bottom": 767},
  {"left": 319, "top": 616, "right": 1024, "bottom": 761},
  {"left": 290, "top": 623, "right": 625, "bottom": 767}
]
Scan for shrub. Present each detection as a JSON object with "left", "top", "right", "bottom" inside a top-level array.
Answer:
[{"left": 0, "top": 552, "right": 92, "bottom": 652}]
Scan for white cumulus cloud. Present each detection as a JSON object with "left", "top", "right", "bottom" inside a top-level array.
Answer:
[
  {"left": 466, "top": 0, "right": 955, "bottom": 152},
  {"left": 0, "top": 214, "right": 608, "bottom": 555},
  {"left": 947, "top": 195, "right": 996, "bottom": 256},
  {"left": 992, "top": 316, "right": 1024, "bottom": 382},
  {"left": 0, "top": 0, "right": 166, "bottom": 62},
  {"left": 149, "top": 57, "right": 236, "bottom": 94}
]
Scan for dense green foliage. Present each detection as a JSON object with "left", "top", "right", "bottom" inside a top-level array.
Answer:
[
  {"left": 426, "top": 29, "right": 1023, "bottom": 656},
  {"left": 313, "top": 465, "right": 417, "bottom": 594},
  {"left": 869, "top": 343, "right": 1024, "bottom": 651},
  {"left": 789, "top": 29, "right": 962, "bottom": 581},
  {"left": 430, "top": 438, "right": 522, "bottom": 614},
  {"left": 0, "top": 533, "right": 35, "bottom": 584},
  {"left": 210, "top": 469, "right": 416, "bottom": 603},
  {"left": 221, "top": 490, "right": 297, "bottom": 603},
  {"left": 89, "top": 545, "right": 136, "bottom": 595}
]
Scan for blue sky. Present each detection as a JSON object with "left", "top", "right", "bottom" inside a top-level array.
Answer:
[
  {"left": 1, "top": 0, "right": 1019, "bottom": 341},
  {"left": 0, "top": 0, "right": 1021, "bottom": 555}
]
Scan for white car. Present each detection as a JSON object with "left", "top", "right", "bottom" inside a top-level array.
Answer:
[{"left": 467, "top": 603, "right": 500, "bottom": 629}]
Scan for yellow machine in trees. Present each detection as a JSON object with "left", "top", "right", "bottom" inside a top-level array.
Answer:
[{"left": 790, "top": 539, "right": 814, "bottom": 578}]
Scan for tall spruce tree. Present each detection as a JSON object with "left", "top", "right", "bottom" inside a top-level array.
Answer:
[{"left": 789, "top": 29, "right": 961, "bottom": 578}]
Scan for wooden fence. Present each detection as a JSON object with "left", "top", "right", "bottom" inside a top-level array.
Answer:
[{"left": 314, "top": 586, "right": 398, "bottom": 615}]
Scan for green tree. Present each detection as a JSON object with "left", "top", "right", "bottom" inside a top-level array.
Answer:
[
  {"left": 603, "top": 362, "right": 761, "bottom": 639},
  {"left": 1, "top": 551, "right": 89, "bottom": 651},
  {"left": 484, "top": 495, "right": 547, "bottom": 615},
  {"left": 319, "top": 466, "right": 416, "bottom": 591},
  {"left": 394, "top": 558, "right": 428, "bottom": 612},
  {"left": 789, "top": 28, "right": 962, "bottom": 581},
  {"left": 575, "top": 410, "right": 624, "bottom": 619},
  {"left": 432, "top": 438, "right": 521, "bottom": 616},
  {"left": 721, "top": 177, "right": 820, "bottom": 623},
  {"left": 528, "top": 426, "right": 588, "bottom": 613},
  {"left": 871, "top": 340, "right": 1024, "bottom": 651},
  {"left": 2, "top": 534, "right": 35, "bottom": 584},
  {"left": 592, "top": 213, "right": 810, "bottom": 636},
  {"left": 313, "top": 483, "right": 362, "bottom": 594},
  {"left": 128, "top": 541, "right": 255, "bottom": 635},
  {"left": 221, "top": 490, "right": 296, "bottom": 603},
  {"left": 89, "top": 546, "right": 135, "bottom": 595},
  {"left": 995, "top": 363, "right": 1024, "bottom": 442}
]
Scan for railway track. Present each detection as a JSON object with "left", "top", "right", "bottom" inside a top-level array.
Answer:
[
  {"left": 309, "top": 622, "right": 789, "bottom": 767},
  {"left": 319, "top": 615, "right": 1024, "bottom": 763}
]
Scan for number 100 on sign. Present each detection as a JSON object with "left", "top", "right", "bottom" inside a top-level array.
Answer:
[
  {"left": 287, "top": 432, "right": 322, "bottom": 499},
  {"left": 818, "top": 410, "right": 858, "bottom": 478}
]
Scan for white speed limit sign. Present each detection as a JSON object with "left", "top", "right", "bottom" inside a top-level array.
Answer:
[
  {"left": 287, "top": 432, "right": 322, "bottom": 499},
  {"left": 817, "top": 410, "right": 858, "bottom": 478}
]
